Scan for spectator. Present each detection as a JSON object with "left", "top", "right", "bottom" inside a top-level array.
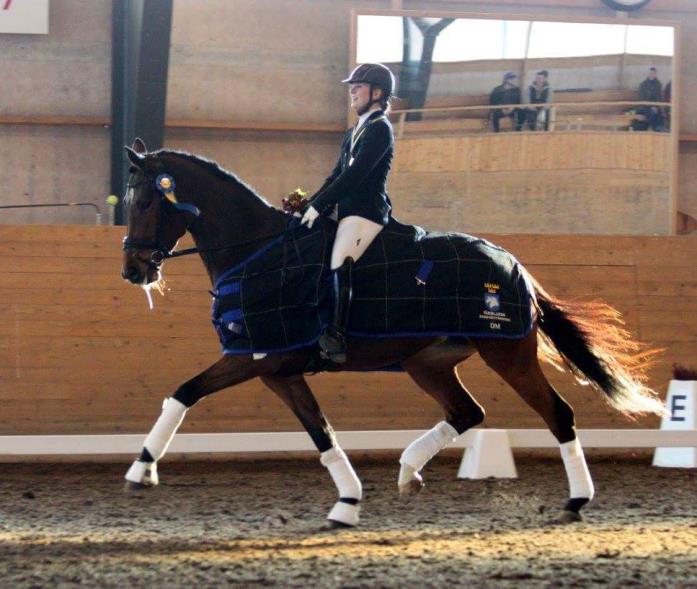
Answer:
[
  {"left": 664, "top": 80, "right": 672, "bottom": 131},
  {"left": 635, "top": 67, "right": 664, "bottom": 131},
  {"left": 527, "top": 70, "right": 553, "bottom": 131},
  {"left": 489, "top": 72, "right": 524, "bottom": 132}
]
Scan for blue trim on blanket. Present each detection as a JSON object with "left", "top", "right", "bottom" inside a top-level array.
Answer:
[
  {"left": 415, "top": 260, "right": 434, "bottom": 284},
  {"left": 220, "top": 308, "right": 243, "bottom": 323},
  {"left": 223, "top": 334, "right": 321, "bottom": 356},
  {"left": 221, "top": 316, "right": 534, "bottom": 356},
  {"left": 216, "top": 281, "right": 240, "bottom": 297},
  {"left": 346, "top": 322, "right": 534, "bottom": 341},
  {"left": 213, "top": 235, "right": 286, "bottom": 290}
]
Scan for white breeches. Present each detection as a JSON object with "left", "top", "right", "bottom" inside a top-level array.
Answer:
[{"left": 331, "top": 215, "right": 383, "bottom": 269}]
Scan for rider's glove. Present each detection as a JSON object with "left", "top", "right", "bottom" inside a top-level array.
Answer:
[{"left": 300, "top": 205, "right": 320, "bottom": 229}]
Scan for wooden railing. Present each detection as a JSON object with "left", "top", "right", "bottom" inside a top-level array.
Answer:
[
  {"left": 0, "top": 114, "right": 344, "bottom": 134},
  {"left": 391, "top": 100, "right": 672, "bottom": 138},
  {"left": 0, "top": 106, "right": 681, "bottom": 139}
]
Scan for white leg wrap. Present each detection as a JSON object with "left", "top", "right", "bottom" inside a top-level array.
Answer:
[
  {"left": 321, "top": 446, "right": 362, "bottom": 526},
  {"left": 560, "top": 438, "right": 594, "bottom": 500},
  {"left": 400, "top": 421, "right": 459, "bottom": 472},
  {"left": 327, "top": 501, "right": 360, "bottom": 527},
  {"left": 398, "top": 463, "right": 423, "bottom": 488},
  {"left": 320, "top": 446, "right": 362, "bottom": 500},
  {"left": 143, "top": 397, "right": 188, "bottom": 462}
]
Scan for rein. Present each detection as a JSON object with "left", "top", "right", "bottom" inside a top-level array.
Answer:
[
  {"left": 122, "top": 171, "right": 300, "bottom": 266},
  {"left": 150, "top": 223, "right": 295, "bottom": 263}
]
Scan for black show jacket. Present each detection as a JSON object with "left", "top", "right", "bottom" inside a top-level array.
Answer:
[{"left": 309, "top": 110, "right": 393, "bottom": 226}]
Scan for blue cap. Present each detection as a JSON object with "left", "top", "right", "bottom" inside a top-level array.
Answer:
[{"left": 503, "top": 71, "right": 517, "bottom": 81}]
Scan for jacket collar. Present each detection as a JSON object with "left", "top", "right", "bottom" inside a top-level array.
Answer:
[{"left": 355, "top": 108, "right": 384, "bottom": 131}]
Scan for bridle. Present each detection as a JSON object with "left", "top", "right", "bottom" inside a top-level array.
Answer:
[
  {"left": 122, "top": 173, "right": 201, "bottom": 268},
  {"left": 122, "top": 171, "right": 298, "bottom": 269}
]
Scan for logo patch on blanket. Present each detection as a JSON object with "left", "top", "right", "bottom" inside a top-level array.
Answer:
[{"left": 212, "top": 218, "right": 534, "bottom": 354}]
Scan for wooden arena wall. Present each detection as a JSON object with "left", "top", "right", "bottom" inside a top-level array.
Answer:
[
  {"left": 390, "top": 132, "right": 672, "bottom": 234},
  {"left": 1, "top": 225, "right": 695, "bottom": 436}
]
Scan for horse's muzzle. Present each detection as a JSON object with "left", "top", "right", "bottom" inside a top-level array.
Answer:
[{"left": 122, "top": 265, "right": 144, "bottom": 284}]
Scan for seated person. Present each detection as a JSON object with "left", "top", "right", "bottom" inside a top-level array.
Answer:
[
  {"left": 489, "top": 72, "right": 524, "bottom": 132},
  {"left": 635, "top": 67, "right": 665, "bottom": 131},
  {"left": 527, "top": 70, "right": 552, "bottom": 131}
]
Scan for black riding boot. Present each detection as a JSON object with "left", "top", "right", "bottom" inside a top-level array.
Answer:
[{"left": 319, "top": 258, "right": 353, "bottom": 363}]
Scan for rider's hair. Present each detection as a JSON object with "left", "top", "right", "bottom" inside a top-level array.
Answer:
[{"left": 373, "top": 87, "right": 393, "bottom": 113}]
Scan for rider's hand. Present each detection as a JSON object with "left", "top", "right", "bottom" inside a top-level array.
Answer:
[{"left": 300, "top": 205, "right": 320, "bottom": 229}]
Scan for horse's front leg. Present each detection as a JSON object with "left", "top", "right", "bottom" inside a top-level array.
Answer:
[
  {"left": 261, "top": 374, "right": 362, "bottom": 528},
  {"left": 125, "top": 354, "right": 276, "bottom": 490}
]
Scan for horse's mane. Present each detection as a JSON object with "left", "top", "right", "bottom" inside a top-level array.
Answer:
[{"left": 155, "top": 149, "right": 277, "bottom": 208}]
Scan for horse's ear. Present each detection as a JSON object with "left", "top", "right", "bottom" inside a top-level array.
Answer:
[
  {"left": 132, "top": 137, "right": 147, "bottom": 154},
  {"left": 124, "top": 146, "right": 144, "bottom": 167}
]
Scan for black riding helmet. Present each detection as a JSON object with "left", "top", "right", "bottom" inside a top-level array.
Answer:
[{"left": 342, "top": 63, "right": 395, "bottom": 112}]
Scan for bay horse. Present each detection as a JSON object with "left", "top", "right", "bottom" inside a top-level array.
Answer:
[{"left": 121, "top": 138, "right": 664, "bottom": 527}]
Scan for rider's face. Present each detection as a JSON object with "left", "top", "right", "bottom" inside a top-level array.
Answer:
[{"left": 350, "top": 83, "right": 379, "bottom": 113}]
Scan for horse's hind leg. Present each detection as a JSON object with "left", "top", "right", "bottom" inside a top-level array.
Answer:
[
  {"left": 475, "top": 328, "right": 594, "bottom": 521},
  {"left": 125, "top": 354, "right": 268, "bottom": 490},
  {"left": 399, "top": 340, "right": 484, "bottom": 497},
  {"left": 261, "top": 374, "right": 362, "bottom": 528}
]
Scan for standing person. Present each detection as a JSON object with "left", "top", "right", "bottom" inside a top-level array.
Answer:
[
  {"left": 489, "top": 72, "right": 524, "bottom": 132},
  {"left": 663, "top": 80, "right": 672, "bottom": 131},
  {"left": 527, "top": 70, "right": 553, "bottom": 131},
  {"left": 300, "top": 63, "right": 395, "bottom": 363},
  {"left": 636, "top": 67, "right": 664, "bottom": 131}
]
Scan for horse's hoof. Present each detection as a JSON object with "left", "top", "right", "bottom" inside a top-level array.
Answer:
[
  {"left": 398, "top": 478, "right": 425, "bottom": 499},
  {"left": 327, "top": 519, "right": 354, "bottom": 529},
  {"left": 123, "top": 480, "right": 154, "bottom": 493},
  {"left": 550, "top": 509, "right": 583, "bottom": 525}
]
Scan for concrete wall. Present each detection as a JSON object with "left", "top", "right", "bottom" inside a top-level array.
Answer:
[
  {"left": 0, "top": 0, "right": 110, "bottom": 224},
  {"left": 0, "top": 0, "right": 695, "bottom": 227}
]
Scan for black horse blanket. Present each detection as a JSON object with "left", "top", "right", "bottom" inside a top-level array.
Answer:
[{"left": 211, "top": 218, "right": 535, "bottom": 354}]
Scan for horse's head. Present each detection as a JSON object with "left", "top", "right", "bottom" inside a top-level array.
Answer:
[{"left": 121, "top": 138, "right": 193, "bottom": 286}]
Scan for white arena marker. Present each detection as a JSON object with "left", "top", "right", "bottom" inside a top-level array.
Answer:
[
  {"left": 457, "top": 429, "right": 517, "bottom": 479},
  {"left": 653, "top": 380, "right": 697, "bottom": 468}
]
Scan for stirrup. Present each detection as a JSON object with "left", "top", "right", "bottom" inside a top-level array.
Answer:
[
  {"left": 319, "top": 330, "right": 345, "bottom": 353},
  {"left": 319, "top": 349, "right": 347, "bottom": 364},
  {"left": 319, "top": 329, "right": 347, "bottom": 363}
]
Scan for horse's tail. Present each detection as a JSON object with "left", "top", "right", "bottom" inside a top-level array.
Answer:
[{"left": 524, "top": 270, "right": 666, "bottom": 418}]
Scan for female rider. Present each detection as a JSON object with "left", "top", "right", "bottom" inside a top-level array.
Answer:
[{"left": 300, "top": 63, "right": 396, "bottom": 363}]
